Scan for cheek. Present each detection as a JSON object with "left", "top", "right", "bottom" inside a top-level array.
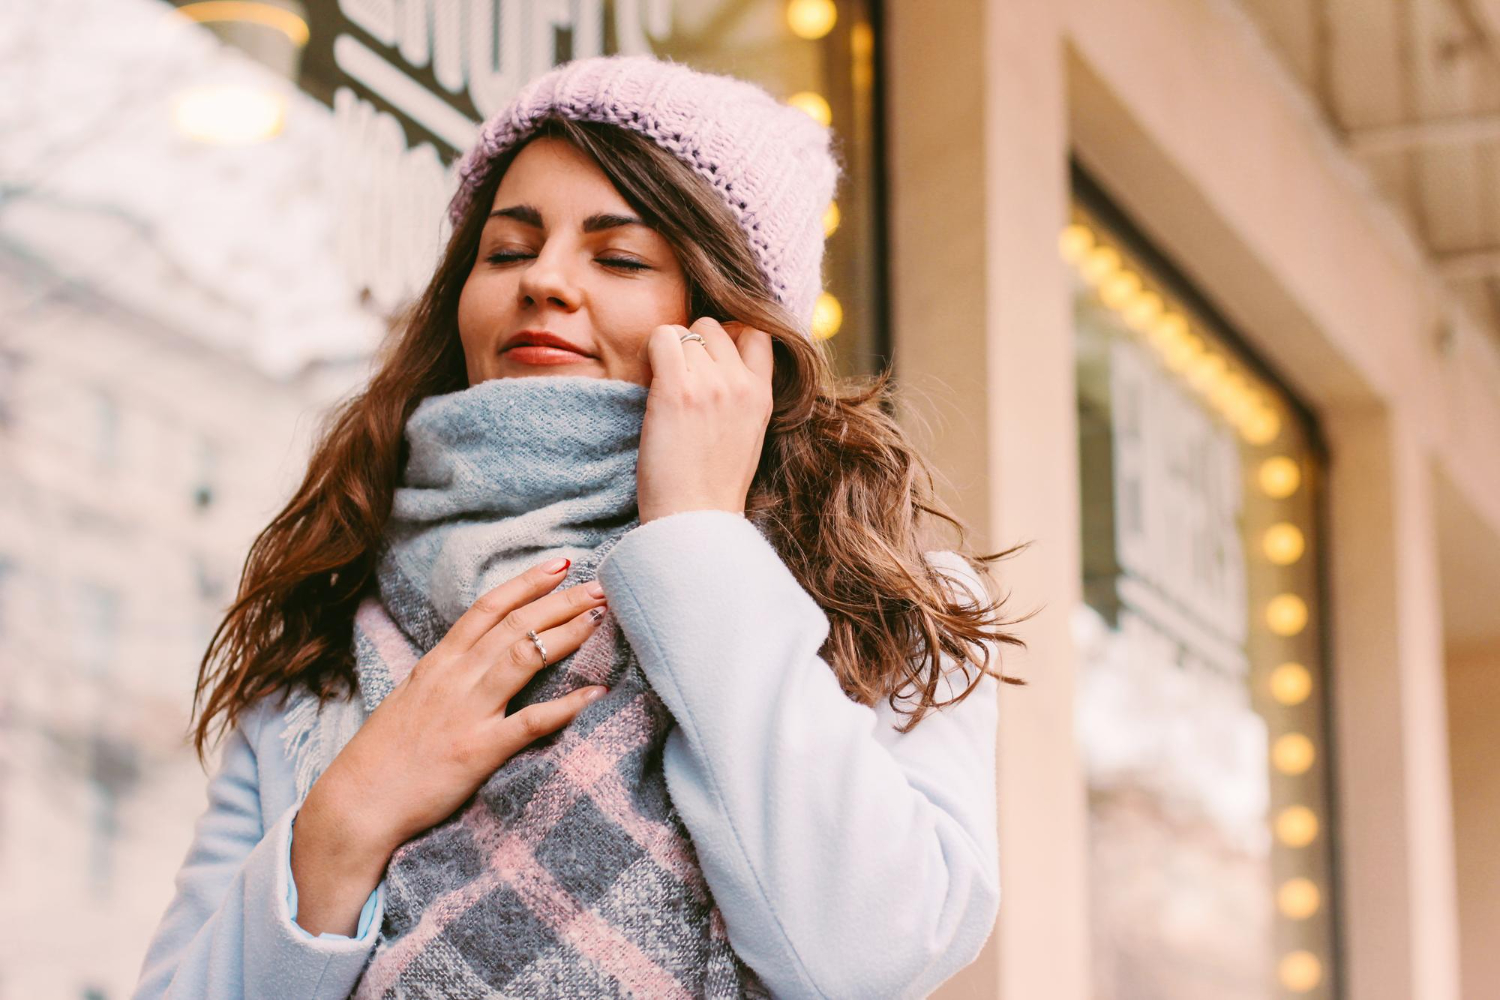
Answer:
[
  {"left": 593, "top": 277, "right": 690, "bottom": 353},
  {"left": 597, "top": 277, "right": 690, "bottom": 335},
  {"left": 456, "top": 270, "right": 516, "bottom": 348},
  {"left": 639, "top": 279, "right": 691, "bottom": 329}
]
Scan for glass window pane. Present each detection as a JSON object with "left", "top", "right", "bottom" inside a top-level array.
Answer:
[{"left": 1067, "top": 177, "right": 1339, "bottom": 1000}]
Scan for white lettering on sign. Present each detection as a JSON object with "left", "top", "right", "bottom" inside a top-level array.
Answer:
[
  {"left": 330, "top": 0, "right": 672, "bottom": 310},
  {"left": 1110, "top": 338, "right": 1248, "bottom": 665},
  {"left": 614, "top": 0, "right": 671, "bottom": 57},
  {"left": 335, "top": 0, "right": 666, "bottom": 120},
  {"left": 332, "top": 87, "right": 459, "bottom": 312},
  {"left": 333, "top": 34, "right": 479, "bottom": 150},
  {"left": 341, "top": 0, "right": 398, "bottom": 47}
]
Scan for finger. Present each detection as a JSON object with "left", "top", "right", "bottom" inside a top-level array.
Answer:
[
  {"left": 645, "top": 324, "right": 689, "bottom": 386},
  {"left": 737, "top": 326, "right": 774, "bottom": 386},
  {"left": 439, "top": 558, "right": 572, "bottom": 654},
  {"left": 676, "top": 321, "right": 711, "bottom": 373},
  {"left": 480, "top": 604, "right": 607, "bottom": 702},
  {"left": 721, "top": 320, "right": 760, "bottom": 358},
  {"left": 491, "top": 685, "right": 610, "bottom": 759},
  {"left": 469, "top": 579, "right": 606, "bottom": 665},
  {"left": 686, "top": 317, "right": 737, "bottom": 367}
]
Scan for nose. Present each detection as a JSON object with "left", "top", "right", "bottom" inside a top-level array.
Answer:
[{"left": 517, "top": 241, "right": 581, "bottom": 313}]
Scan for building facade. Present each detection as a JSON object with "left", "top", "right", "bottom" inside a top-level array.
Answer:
[{"left": 885, "top": 2, "right": 1500, "bottom": 998}]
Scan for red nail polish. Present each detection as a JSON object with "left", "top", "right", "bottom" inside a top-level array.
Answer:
[{"left": 543, "top": 557, "right": 570, "bottom": 574}]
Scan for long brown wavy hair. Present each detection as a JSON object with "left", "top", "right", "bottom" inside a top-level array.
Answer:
[{"left": 189, "top": 115, "right": 1032, "bottom": 762}]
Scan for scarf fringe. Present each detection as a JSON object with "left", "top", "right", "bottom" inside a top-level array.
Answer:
[{"left": 278, "top": 687, "right": 367, "bottom": 802}]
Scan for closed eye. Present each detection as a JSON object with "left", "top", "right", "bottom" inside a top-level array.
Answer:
[
  {"left": 485, "top": 250, "right": 648, "bottom": 271},
  {"left": 598, "top": 256, "right": 650, "bottom": 271}
]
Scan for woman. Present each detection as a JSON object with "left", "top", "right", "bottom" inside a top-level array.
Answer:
[{"left": 133, "top": 55, "right": 1026, "bottom": 1000}]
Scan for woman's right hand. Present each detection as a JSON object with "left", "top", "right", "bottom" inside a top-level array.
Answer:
[{"left": 288, "top": 557, "right": 609, "bottom": 935}]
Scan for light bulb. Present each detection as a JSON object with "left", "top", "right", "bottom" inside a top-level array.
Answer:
[
  {"left": 1244, "top": 403, "right": 1282, "bottom": 445},
  {"left": 1266, "top": 594, "right": 1309, "bottom": 636},
  {"left": 1059, "top": 224, "right": 1094, "bottom": 264},
  {"left": 1080, "top": 246, "right": 1121, "bottom": 285},
  {"left": 1275, "top": 805, "right": 1319, "bottom": 847},
  {"left": 1269, "top": 663, "right": 1313, "bottom": 705},
  {"left": 811, "top": 292, "right": 843, "bottom": 339},
  {"left": 1277, "top": 878, "right": 1320, "bottom": 920},
  {"left": 787, "top": 0, "right": 837, "bottom": 39},
  {"left": 1259, "top": 456, "right": 1301, "bottom": 498},
  {"left": 1100, "top": 270, "right": 1142, "bottom": 310},
  {"left": 1263, "top": 523, "right": 1306, "bottom": 565},
  {"left": 788, "top": 91, "right": 832, "bottom": 126},
  {"left": 1123, "top": 290, "right": 1163, "bottom": 332},
  {"left": 1272, "top": 733, "right": 1316, "bottom": 775},
  {"left": 172, "top": 83, "right": 285, "bottom": 144},
  {"left": 1278, "top": 951, "right": 1322, "bottom": 992}
]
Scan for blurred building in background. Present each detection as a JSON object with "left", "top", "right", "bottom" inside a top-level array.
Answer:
[
  {"left": 2, "top": 2, "right": 380, "bottom": 996},
  {"left": 2, "top": 1, "right": 1498, "bottom": 999},
  {"left": 0, "top": 239, "right": 356, "bottom": 998}
]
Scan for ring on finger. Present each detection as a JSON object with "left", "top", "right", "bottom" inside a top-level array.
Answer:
[
  {"left": 525, "top": 628, "right": 549, "bottom": 668},
  {"left": 678, "top": 331, "right": 707, "bottom": 347}
]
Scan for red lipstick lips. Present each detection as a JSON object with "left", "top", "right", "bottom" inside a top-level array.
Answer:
[
  {"left": 501, "top": 330, "right": 594, "bottom": 365},
  {"left": 503, "top": 330, "right": 590, "bottom": 354}
]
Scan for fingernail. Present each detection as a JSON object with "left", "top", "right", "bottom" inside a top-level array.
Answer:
[
  {"left": 587, "top": 581, "right": 605, "bottom": 599},
  {"left": 584, "top": 686, "right": 608, "bottom": 702},
  {"left": 589, "top": 606, "right": 607, "bottom": 623},
  {"left": 543, "top": 557, "right": 570, "bottom": 574}
]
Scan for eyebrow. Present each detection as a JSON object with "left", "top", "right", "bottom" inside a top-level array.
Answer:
[
  {"left": 488, "top": 204, "right": 648, "bottom": 233},
  {"left": 489, "top": 204, "right": 542, "bottom": 227}
]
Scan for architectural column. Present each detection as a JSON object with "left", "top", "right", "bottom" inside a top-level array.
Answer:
[
  {"left": 886, "top": 1, "right": 1091, "bottom": 997},
  {"left": 1326, "top": 406, "right": 1463, "bottom": 1000},
  {"left": 1446, "top": 641, "right": 1500, "bottom": 1000}
]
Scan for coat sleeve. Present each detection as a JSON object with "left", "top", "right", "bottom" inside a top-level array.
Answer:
[
  {"left": 131, "top": 698, "right": 387, "bottom": 1000},
  {"left": 596, "top": 510, "right": 1002, "bottom": 1000}
]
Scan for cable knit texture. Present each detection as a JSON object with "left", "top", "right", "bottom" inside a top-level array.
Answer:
[{"left": 447, "top": 55, "right": 839, "bottom": 334}]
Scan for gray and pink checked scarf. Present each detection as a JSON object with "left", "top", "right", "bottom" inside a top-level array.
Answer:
[{"left": 280, "top": 374, "right": 768, "bottom": 999}]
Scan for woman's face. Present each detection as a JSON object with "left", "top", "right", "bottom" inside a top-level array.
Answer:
[{"left": 456, "top": 136, "right": 691, "bottom": 387}]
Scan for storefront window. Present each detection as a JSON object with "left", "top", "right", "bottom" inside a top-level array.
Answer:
[{"left": 1065, "top": 172, "right": 1339, "bottom": 999}]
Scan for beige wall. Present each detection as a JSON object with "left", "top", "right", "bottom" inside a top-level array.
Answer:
[
  {"left": 886, "top": 1, "right": 1089, "bottom": 998},
  {"left": 886, "top": 0, "right": 1500, "bottom": 997},
  {"left": 1447, "top": 643, "right": 1500, "bottom": 1000}
]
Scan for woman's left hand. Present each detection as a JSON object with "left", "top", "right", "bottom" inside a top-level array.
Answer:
[{"left": 636, "top": 317, "right": 774, "bottom": 524}]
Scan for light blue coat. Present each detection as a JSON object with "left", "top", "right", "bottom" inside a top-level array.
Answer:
[{"left": 132, "top": 510, "right": 1002, "bottom": 999}]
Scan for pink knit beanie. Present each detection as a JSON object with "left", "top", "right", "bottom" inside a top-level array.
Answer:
[{"left": 446, "top": 55, "right": 839, "bottom": 335}]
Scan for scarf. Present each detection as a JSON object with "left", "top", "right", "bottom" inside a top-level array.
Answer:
[{"left": 279, "top": 374, "right": 768, "bottom": 999}]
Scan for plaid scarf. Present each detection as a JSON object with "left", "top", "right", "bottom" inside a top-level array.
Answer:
[{"left": 282, "top": 375, "right": 767, "bottom": 999}]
